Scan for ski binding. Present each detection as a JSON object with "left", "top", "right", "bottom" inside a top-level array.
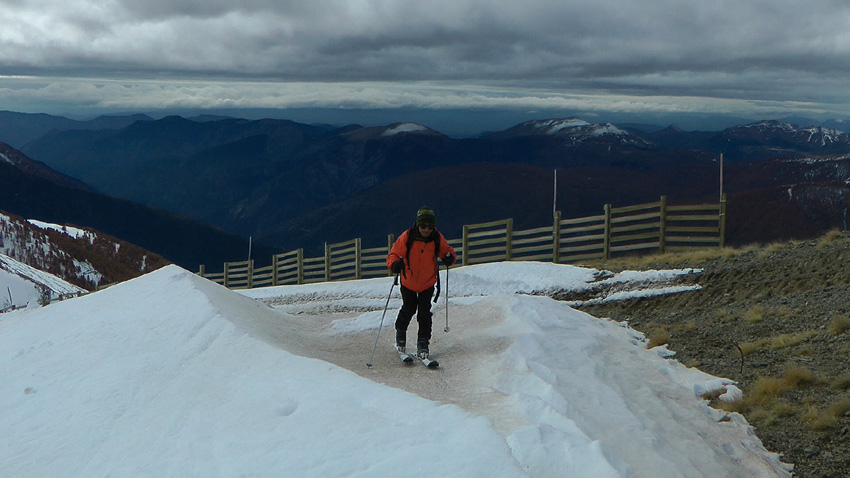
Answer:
[{"left": 395, "top": 345, "right": 439, "bottom": 368}]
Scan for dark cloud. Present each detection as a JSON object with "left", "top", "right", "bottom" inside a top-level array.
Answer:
[{"left": 1, "top": 0, "right": 849, "bottom": 124}]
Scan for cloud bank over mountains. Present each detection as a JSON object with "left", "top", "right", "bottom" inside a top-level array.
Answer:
[{"left": 2, "top": 1, "right": 849, "bottom": 129}]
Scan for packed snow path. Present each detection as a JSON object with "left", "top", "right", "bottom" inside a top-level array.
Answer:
[{"left": 243, "top": 263, "right": 791, "bottom": 477}]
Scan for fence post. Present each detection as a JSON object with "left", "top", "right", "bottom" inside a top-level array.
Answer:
[
  {"left": 198, "top": 264, "right": 205, "bottom": 277},
  {"left": 324, "top": 243, "right": 331, "bottom": 282},
  {"left": 223, "top": 262, "right": 231, "bottom": 288},
  {"left": 659, "top": 195, "right": 667, "bottom": 254},
  {"left": 603, "top": 204, "right": 612, "bottom": 261},
  {"left": 553, "top": 211, "right": 561, "bottom": 263},
  {"left": 720, "top": 193, "right": 727, "bottom": 248},
  {"left": 297, "top": 249, "right": 304, "bottom": 285},
  {"left": 462, "top": 224, "right": 470, "bottom": 266},
  {"left": 272, "top": 254, "right": 279, "bottom": 286},
  {"left": 505, "top": 218, "right": 513, "bottom": 261},
  {"left": 247, "top": 260, "right": 254, "bottom": 289},
  {"left": 355, "top": 238, "right": 362, "bottom": 280}
]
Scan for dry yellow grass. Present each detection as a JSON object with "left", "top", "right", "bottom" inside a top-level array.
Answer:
[
  {"left": 743, "top": 306, "right": 766, "bottom": 324},
  {"left": 805, "top": 398, "right": 850, "bottom": 431},
  {"left": 831, "top": 374, "right": 850, "bottom": 390},
  {"left": 749, "top": 376, "right": 789, "bottom": 405},
  {"left": 826, "top": 398, "right": 850, "bottom": 417},
  {"left": 584, "top": 246, "right": 746, "bottom": 270},
  {"left": 781, "top": 365, "right": 821, "bottom": 388},
  {"left": 738, "top": 342, "right": 760, "bottom": 356},
  {"left": 769, "top": 331, "right": 817, "bottom": 350},
  {"left": 647, "top": 326, "right": 670, "bottom": 348},
  {"left": 739, "top": 330, "right": 818, "bottom": 356},
  {"left": 817, "top": 229, "right": 843, "bottom": 250},
  {"left": 828, "top": 315, "right": 850, "bottom": 335}
]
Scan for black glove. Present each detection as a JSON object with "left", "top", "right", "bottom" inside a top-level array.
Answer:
[
  {"left": 441, "top": 253, "right": 455, "bottom": 267},
  {"left": 391, "top": 260, "right": 404, "bottom": 273}
]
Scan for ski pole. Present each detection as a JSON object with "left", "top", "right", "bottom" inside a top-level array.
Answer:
[
  {"left": 443, "top": 264, "right": 450, "bottom": 333},
  {"left": 367, "top": 274, "right": 398, "bottom": 368}
]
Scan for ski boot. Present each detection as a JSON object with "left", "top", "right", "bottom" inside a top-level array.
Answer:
[
  {"left": 416, "top": 339, "right": 430, "bottom": 360},
  {"left": 396, "top": 329, "right": 407, "bottom": 353}
]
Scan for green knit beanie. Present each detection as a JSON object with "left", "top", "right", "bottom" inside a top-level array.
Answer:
[{"left": 416, "top": 207, "right": 436, "bottom": 226}]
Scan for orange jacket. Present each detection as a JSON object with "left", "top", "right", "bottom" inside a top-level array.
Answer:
[{"left": 387, "top": 228, "right": 456, "bottom": 293}]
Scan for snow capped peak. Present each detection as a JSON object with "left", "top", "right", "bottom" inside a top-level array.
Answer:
[
  {"left": 520, "top": 117, "right": 630, "bottom": 138},
  {"left": 381, "top": 123, "right": 430, "bottom": 136},
  {"left": 743, "top": 120, "right": 796, "bottom": 130},
  {"left": 531, "top": 118, "right": 592, "bottom": 134},
  {"left": 732, "top": 120, "right": 850, "bottom": 147}
]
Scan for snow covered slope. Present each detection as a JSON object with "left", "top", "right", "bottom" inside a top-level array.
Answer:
[
  {"left": 0, "top": 254, "right": 85, "bottom": 309},
  {"left": 0, "top": 263, "right": 792, "bottom": 477},
  {"left": 0, "top": 212, "right": 167, "bottom": 292}
]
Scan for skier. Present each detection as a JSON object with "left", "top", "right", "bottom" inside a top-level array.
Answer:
[{"left": 387, "top": 207, "right": 456, "bottom": 359}]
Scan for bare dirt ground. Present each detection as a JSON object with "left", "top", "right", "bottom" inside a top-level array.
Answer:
[{"left": 565, "top": 232, "right": 850, "bottom": 478}]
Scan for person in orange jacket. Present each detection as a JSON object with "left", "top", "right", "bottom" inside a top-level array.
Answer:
[{"left": 387, "top": 207, "right": 456, "bottom": 358}]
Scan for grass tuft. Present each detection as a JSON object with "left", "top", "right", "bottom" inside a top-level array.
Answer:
[
  {"left": 749, "top": 376, "right": 789, "bottom": 405},
  {"left": 828, "top": 315, "right": 850, "bottom": 335},
  {"left": 647, "top": 326, "right": 670, "bottom": 348},
  {"left": 743, "top": 306, "right": 766, "bottom": 324},
  {"left": 817, "top": 229, "right": 843, "bottom": 250},
  {"left": 831, "top": 374, "right": 850, "bottom": 390},
  {"left": 781, "top": 365, "right": 820, "bottom": 388},
  {"left": 769, "top": 331, "right": 817, "bottom": 351},
  {"left": 805, "top": 399, "right": 850, "bottom": 432},
  {"left": 739, "top": 331, "right": 817, "bottom": 356}
]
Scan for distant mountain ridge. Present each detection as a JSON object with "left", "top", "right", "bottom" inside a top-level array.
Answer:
[
  {"left": 0, "top": 143, "right": 281, "bottom": 270},
  {"left": 0, "top": 110, "right": 154, "bottom": 149},
  {"left": 4, "top": 111, "right": 850, "bottom": 265}
]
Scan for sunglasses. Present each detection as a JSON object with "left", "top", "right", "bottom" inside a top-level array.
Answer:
[{"left": 418, "top": 223, "right": 435, "bottom": 230}]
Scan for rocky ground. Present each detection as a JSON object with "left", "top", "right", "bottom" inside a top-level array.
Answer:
[{"left": 557, "top": 231, "right": 850, "bottom": 478}]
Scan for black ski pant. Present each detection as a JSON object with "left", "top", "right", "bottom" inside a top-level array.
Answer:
[{"left": 395, "top": 285, "right": 434, "bottom": 344}]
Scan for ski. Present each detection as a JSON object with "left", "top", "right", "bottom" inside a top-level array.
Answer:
[
  {"left": 395, "top": 345, "right": 439, "bottom": 368},
  {"left": 417, "top": 355, "right": 440, "bottom": 368},
  {"left": 395, "top": 345, "right": 414, "bottom": 363},
  {"left": 409, "top": 351, "right": 440, "bottom": 368}
]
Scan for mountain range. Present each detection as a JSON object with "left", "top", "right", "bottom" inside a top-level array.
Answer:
[
  {"left": 3, "top": 110, "right": 850, "bottom": 267},
  {"left": 0, "top": 141, "right": 280, "bottom": 272}
]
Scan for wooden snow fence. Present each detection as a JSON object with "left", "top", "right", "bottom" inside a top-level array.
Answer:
[{"left": 199, "top": 195, "right": 726, "bottom": 289}]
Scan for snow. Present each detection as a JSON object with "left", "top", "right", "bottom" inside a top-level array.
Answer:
[
  {"left": 0, "top": 262, "right": 792, "bottom": 477},
  {"left": 0, "top": 253, "right": 85, "bottom": 308},
  {"left": 27, "top": 219, "right": 96, "bottom": 243},
  {"left": 382, "top": 123, "right": 428, "bottom": 136},
  {"left": 540, "top": 118, "right": 591, "bottom": 133},
  {"left": 530, "top": 118, "right": 627, "bottom": 137}
]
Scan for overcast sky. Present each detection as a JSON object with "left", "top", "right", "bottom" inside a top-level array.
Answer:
[{"left": 2, "top": 0, "right": 849, "bottom": 133}]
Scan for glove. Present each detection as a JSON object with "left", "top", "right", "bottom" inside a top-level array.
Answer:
[
  {"left": 441, "top": 253, "right": 455, "bottom": 267},
  {"left": 391, "top": 260, "right": 404, "bottom": 273}
]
